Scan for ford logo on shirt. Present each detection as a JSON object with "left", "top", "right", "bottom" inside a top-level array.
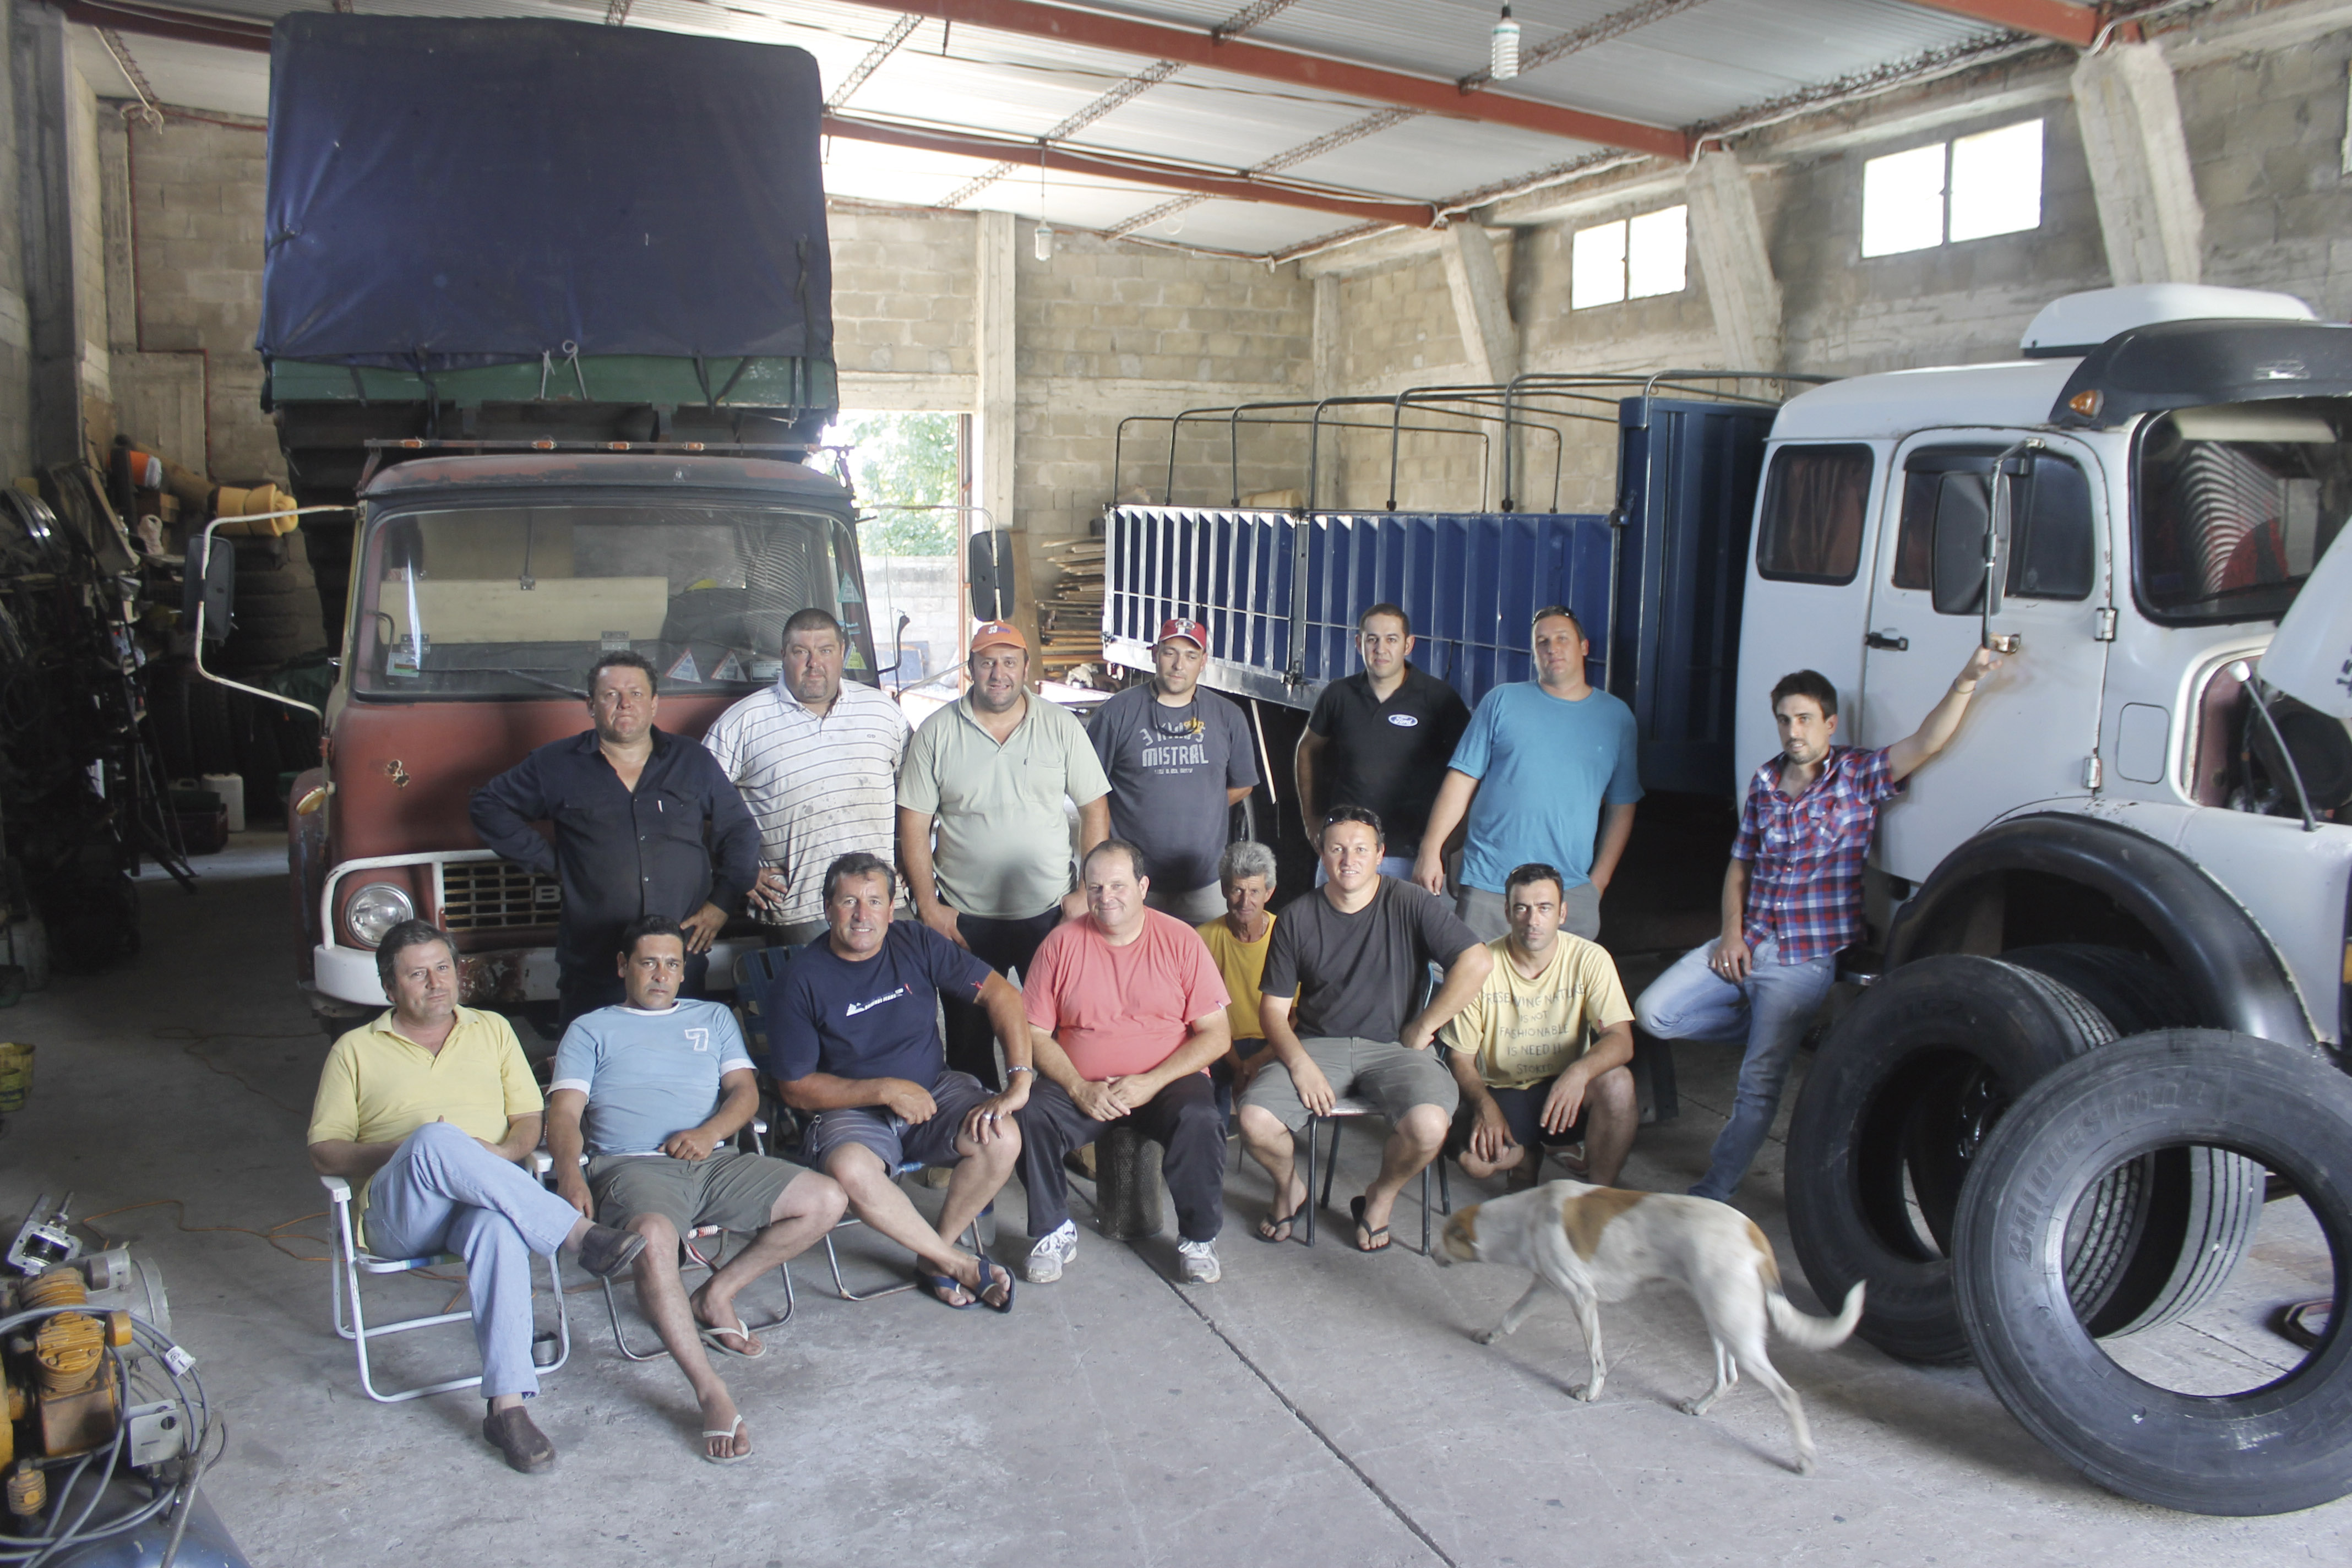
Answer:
[{"left": 1387, "top": 714, "right": 1419, "bottom": 727}]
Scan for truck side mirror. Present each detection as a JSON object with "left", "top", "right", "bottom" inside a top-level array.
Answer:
[
  {"left": 185, "top": 532, "right": 236, "bottom": 643},
  {"left": 968, "top": 527, "right": 1016, "bottom": 623},
  {"left": 1982, "top": 439, "right": 2041, "bottom": 636}
]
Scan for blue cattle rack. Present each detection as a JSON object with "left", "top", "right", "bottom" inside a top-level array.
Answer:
[{"left": 1103, "top": 394, "right": 1776, "bottom": 797}]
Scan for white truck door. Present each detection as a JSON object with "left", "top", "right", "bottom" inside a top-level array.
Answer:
[{"left": 1858, "top": 432, "right": 2114, "bottom": 885}]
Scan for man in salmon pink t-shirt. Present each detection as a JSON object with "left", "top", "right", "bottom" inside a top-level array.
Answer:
[{"left": 1015, "top": 839, "right": 1233, "bottom": 1287}]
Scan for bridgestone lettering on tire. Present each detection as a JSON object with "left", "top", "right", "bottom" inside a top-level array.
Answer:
[{"left": 1953, "top": 1030, "right": 2352, "bottom": 1517}]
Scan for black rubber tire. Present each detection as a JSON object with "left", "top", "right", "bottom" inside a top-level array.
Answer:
[
  {"left": 2001, "top": 946, "right": 2265, "bottom": 1337},
  {"left": 1953, "top": 1030, "right": 2352, "bottom": 1517},
  {"left": 227, "top": 690, "right": 285, "bottom": 820},
  {"left": 1785, "top": 954, "right": 2114, "bottom": 1363}
]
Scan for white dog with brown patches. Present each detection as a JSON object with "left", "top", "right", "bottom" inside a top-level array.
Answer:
[{"left": 1436, "top": 1180, "right": 1864, "bottom": 1474}]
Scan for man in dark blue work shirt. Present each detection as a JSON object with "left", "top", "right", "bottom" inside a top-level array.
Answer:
[{"left": 471, "top": 651, "right": 762, "bottom": 1026}]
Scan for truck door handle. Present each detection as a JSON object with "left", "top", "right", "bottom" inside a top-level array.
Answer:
[{"left": 1865, "top": 629, "right": 1909, "bottom": 651}]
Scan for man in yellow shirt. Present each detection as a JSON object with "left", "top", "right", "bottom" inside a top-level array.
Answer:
[
  {"left": 309, "top": 919, "right": 652, "bottom": 1474},
  {"left": 1195, "top": 841, "right": 1283, "bottom": 1110},
  {"left": 1439, "top": 862, "right": 1637, "bottom": 1190}
]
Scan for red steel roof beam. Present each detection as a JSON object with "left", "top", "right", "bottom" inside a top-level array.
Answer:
[
  {"left": 825, "top": 112, "right": 1438, "bottom": 227},
  {"left": 1899, "top": 1, "right": 2108, "bottom": 47},
  {"left": 837, "top": 0, "right": 1687, "bottom": 160}
]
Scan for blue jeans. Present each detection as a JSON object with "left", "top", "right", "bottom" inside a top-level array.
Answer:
[
  {"left": 1635, "top": 937, "right": 1836, "bottom": 1204},
  {"left": 363, "top": 1121, "right": 579, "bottom": 1399}
]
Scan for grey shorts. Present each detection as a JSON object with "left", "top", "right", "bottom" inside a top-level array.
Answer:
[
  {"left": 1457, "top": 880, "right": 1600, "bottom": 943},
  {"left": 586, "top": 1148, "right": 798, "bottom": 1237},
  {"left": 1239, "top": 1036, "right": 1460, "bottom": 1134},
  {"left": 799, "top": 1070, "right": 994, "bottom": 1173}
]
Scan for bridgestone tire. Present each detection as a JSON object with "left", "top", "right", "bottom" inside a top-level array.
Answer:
[
  {"left": 1953, "top": 1030, "right": 2352, "bottom": 1517},
  {"left": 1997, "top": 947, "right": 2264, "bottom": 1337},
  {"left": 1788, "top": 955, "right": 2113, "bottom": 1362}
]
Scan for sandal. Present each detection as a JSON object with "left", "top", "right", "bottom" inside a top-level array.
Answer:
[
  {"left": 974, "top": 1256, "right": 1016, "bottom": 1314},
  {"left": 918, "top": 1268, "right": 977, "bottom": 1309},
  {"left": 696, "top": 1317, "right": 765, "bottom": 1360},
  {"left": 2277, "top": 1298, "right": 2332, "bottom": 1351},
  {"left": 1255, "top": 1182, "right": 1308, "bottom": 1243},
  {"left": 1349, "top": 1196, "right": 1392, "bottom": 1254},
  {"left": 702, "top": 1413, "right": 750, "bottom": 1466}
]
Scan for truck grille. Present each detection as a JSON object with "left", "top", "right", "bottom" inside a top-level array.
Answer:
[{"left": 440, "top": 861, "right": 560, "bottom": 930}]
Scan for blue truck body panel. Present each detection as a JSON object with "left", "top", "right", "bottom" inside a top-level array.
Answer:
[{"left": 1103, "top": 396, "right": 1775, "bottom": 797}]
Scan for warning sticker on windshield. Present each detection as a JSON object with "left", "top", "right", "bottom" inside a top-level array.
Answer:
[{"left": 665, "top": 649, "right": 701, "bottom": 684}]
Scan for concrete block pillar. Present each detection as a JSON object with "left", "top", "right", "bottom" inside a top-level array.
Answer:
[
  {"left": 13, "top": 1, "right": 82, "bottom": 470},
  {"left": 2072, "top": 41, "right": 2203, "bottom": 286},
  {"left": 1686, "top": 149, "right": 1783, "bottom": 373},
  {"left": 1440, "top": 224, "right": 1518, "bottom": 508}
]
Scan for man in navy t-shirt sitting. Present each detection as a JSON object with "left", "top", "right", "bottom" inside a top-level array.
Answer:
[
  {"left": 547, "top": 914, "right": 847, "bottom": 1464},
  {"left": 770, "top": 852, "right": 1031, "bottom": 1310}
]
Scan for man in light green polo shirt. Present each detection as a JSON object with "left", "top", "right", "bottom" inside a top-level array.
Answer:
[
  {"left": 899, "top": 620, "right": 1110, "bottom": 1086},
  {"left": 309, "top": 919, "right": 650, "bottom": 1475}
]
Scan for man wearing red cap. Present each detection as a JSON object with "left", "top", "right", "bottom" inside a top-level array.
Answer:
[
  {"left": 899, "top": 621, "right": 1112, "bottom": 1088},
  {"left": 1086, "top": 616, "right": 1258, "bottom": 925}
]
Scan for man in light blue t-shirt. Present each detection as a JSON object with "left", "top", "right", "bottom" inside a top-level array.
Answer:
[
  {"left": 1412, "top": 606, "right": 1641, "bottom": 943},
  {"left": 546, "top": 915, "right": 846, "bottom": 1465}
]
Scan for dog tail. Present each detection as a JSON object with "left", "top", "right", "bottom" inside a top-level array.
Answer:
[{"left": 1765, "top": 1279, "right": 1865, "bottom": 1352}]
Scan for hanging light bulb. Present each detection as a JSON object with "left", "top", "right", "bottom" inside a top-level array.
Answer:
[
  {"left": 1490, "top": 4, "right": 1521, "bottom": 80},
  {"left": 1035, "top": 221, "right": 1054, "bottom": 260}
]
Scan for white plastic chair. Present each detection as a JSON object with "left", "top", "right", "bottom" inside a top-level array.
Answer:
[{"left": 323, "top": 1151, "right": 572, "bottom": 1403}]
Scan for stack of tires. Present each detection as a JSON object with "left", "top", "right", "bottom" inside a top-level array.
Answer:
[
  {"left": 143, "top": 658, "right": 322, "bottom": 826},
  {"left": 213, "top": 537, "right": 324, "bottom": 677},
  {"left": 1786, "top": 955, "right": 2350, "bottom": 1516}
]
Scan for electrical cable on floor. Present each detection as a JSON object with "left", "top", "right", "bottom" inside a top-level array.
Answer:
[
  {"left": 80, "top": 1197, "right": 333, "bottom": 1265},
  {"left": 152, "top": 1026, "right": 321, "bottom": 1117}
]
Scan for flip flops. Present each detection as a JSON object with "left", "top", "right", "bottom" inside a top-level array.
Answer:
[
  {"left": 1255, "top": 1181, "right": 1308, "bottom": 1243},
  {"left": 1349, "top": 1196, "right": 1392, "bottom": 1254},
  {"left": 918, "top": 1268, "right": 977, "bottom": 1308},
  {"left": 920, "top": 1257, "right": 1017, "bottom": 1313},
  {"left": 702, "top": 1413, "right": 750, "bottom": 1466},
  {"left": 974, "top": 1256, "right": 1016, "bottom": 1313},
  {"left": 696, "top": 1318, "right": 765, "bottom": 1360}
]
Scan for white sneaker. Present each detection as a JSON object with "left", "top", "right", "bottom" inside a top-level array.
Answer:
[
  {"left": 1025, "top": 1220, "right": 1078, "bottom": 1283},
  {"left": 1177, "top": 1239, "right": 1220, "bottom": 1284}
]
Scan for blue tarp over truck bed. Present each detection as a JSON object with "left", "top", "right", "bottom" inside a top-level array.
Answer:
[{"left": 256, "top": 14, "right": 832, "bottom": 374}]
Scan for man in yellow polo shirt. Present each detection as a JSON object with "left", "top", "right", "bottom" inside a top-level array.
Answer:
[
  {"left": 1439, "top": 861, "right": 1637, "bottom": 1190},
  {"left": 309, "top": 919, "right": 651, "bottom": 1474}
]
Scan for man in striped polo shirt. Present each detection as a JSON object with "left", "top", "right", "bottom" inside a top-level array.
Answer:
[{"left": 705, "top": 608, "right": 910, "bottom": 946}]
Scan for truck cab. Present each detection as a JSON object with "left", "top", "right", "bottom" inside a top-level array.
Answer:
[
  {"left": 1740, "top": 284, "right": 2352, "bottom": 1050},
  {"left": 290, "top": 449, "right": 875, "bottom": 1032}
]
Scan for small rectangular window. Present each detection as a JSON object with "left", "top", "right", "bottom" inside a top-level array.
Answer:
[
  {"left": 1626, "top": 206, "right": 1687, "bottom": 299},
  {"left": 1757, "top": 444, "right": 1874, "bottom": 585},
  {"left": 1948, "top": 119, "right": 2043, "bottom": 242},
  {"left": 1571, "top": 220, "right": 1626, "bottom": 308},
  {"left": 1861, "top": 144, "right": 1945, "bottom": 257},
  {"left": 1571, "top": 205, "right": 1687, "bottom": 309},
  {"left": 1862, "top": 118, "right": 2043, "bottom": 258}
]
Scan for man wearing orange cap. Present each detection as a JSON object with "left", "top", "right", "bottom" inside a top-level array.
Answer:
[
  {"left": 1086, "top": 616, "right": 1258, "bottom": 925},
  {"left": 899, "top": 622, "right": 1111, "bottom": 1088}
]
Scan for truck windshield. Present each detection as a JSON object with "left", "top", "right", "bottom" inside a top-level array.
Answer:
[
  {"left": 350, "top": 502, "right": 862, "bottom": 698},
  {"left": 2135, "top": 400, "right": 2352, "bottom": 624}
]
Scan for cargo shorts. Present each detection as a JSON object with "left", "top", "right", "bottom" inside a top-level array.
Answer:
[{"left": 1239, "top": 1036, "right": 1460, "bottom": 1133}]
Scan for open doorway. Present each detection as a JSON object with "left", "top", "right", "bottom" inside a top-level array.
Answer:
[{"left": 824, "top": 411, "right": 970, "bottom": 684}]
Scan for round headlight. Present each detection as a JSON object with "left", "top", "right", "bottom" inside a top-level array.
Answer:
[{"left": 345, "top": 882, "right": 416, "bottom": 948}]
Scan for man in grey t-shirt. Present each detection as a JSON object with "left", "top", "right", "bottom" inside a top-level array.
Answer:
[
  {"left": 1088, "top": 616, "right": 1257, "bottom": 925},
  {"left": 1237, "top": 806, "right": 1490, "bottom": 1253}
]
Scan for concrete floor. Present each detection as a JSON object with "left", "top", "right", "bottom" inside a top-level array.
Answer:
[{"left": 1, "top": 831, "right": 2344, "bottom": 1566}]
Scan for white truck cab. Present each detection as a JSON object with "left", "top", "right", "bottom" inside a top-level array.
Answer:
[{"left": 1738, "top": 285, "right": 2352, "bottom": 1052}]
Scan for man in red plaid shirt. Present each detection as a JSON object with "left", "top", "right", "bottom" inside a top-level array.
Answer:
[{"left": 1635, "top": 646, "right": 2001, "bottom": 1202}]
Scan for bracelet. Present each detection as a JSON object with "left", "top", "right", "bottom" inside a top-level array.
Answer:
[
  {"left": 1005, "top": 1064, "right": 1037, "bottom": 1076},
  {"left": 1952, "top": 681, "right": 1977, "bottom": 695}
]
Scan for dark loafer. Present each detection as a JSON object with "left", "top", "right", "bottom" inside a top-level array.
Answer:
[
  {"left": 576, "top": 1223, "right": 648, "bottom": 1280},
  {"left": 482, "top": 1406, "right": 556, "bottom": 1474}
]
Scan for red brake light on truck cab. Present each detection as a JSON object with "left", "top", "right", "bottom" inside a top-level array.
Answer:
[
  {"left": 532, "top": 439, "right": 555, "bottom": 450},
  {"left": 399, "top": 437, "right": 424, "bottom": 448},
  {"left": 606, "top": 441, "right": 630, "bottom": 451}
]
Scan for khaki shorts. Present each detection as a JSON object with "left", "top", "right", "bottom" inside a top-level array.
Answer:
[
  {"left": 1239, "top": 1036, "right": 1460, "bottom": 1134},
  {"left": 587, "top": 1148, "right": 798, "bottom": 1237}
]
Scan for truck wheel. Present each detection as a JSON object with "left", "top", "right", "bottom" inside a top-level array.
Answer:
[
  {"left": 2002, "top": 946, "right": 2264, "bottom": 1337},
  {"left": 1953, "top": 1030, "right": 2352, "bottom": 1516},
  {"left": 1784, "top": 955, "right": 2111, "bottom": 1362}
]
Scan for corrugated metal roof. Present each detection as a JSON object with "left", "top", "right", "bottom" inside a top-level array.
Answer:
[{"left": 74, "top": 0, "right": 2065, "bottom": 259}]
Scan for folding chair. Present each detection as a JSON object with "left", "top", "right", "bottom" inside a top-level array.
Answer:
[
  {"left": 1299, "top": 1098, "right": 1451, "bottom": 1254},
  {"left": 735, "top": 945, "right": 986, "bottom": 1302},
  {"left": 591, "top": 1123, "right": 798, "bottom": 1362},
  {"left": 323, "top": 1151, "right": 572, "bottom": 1403}
]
